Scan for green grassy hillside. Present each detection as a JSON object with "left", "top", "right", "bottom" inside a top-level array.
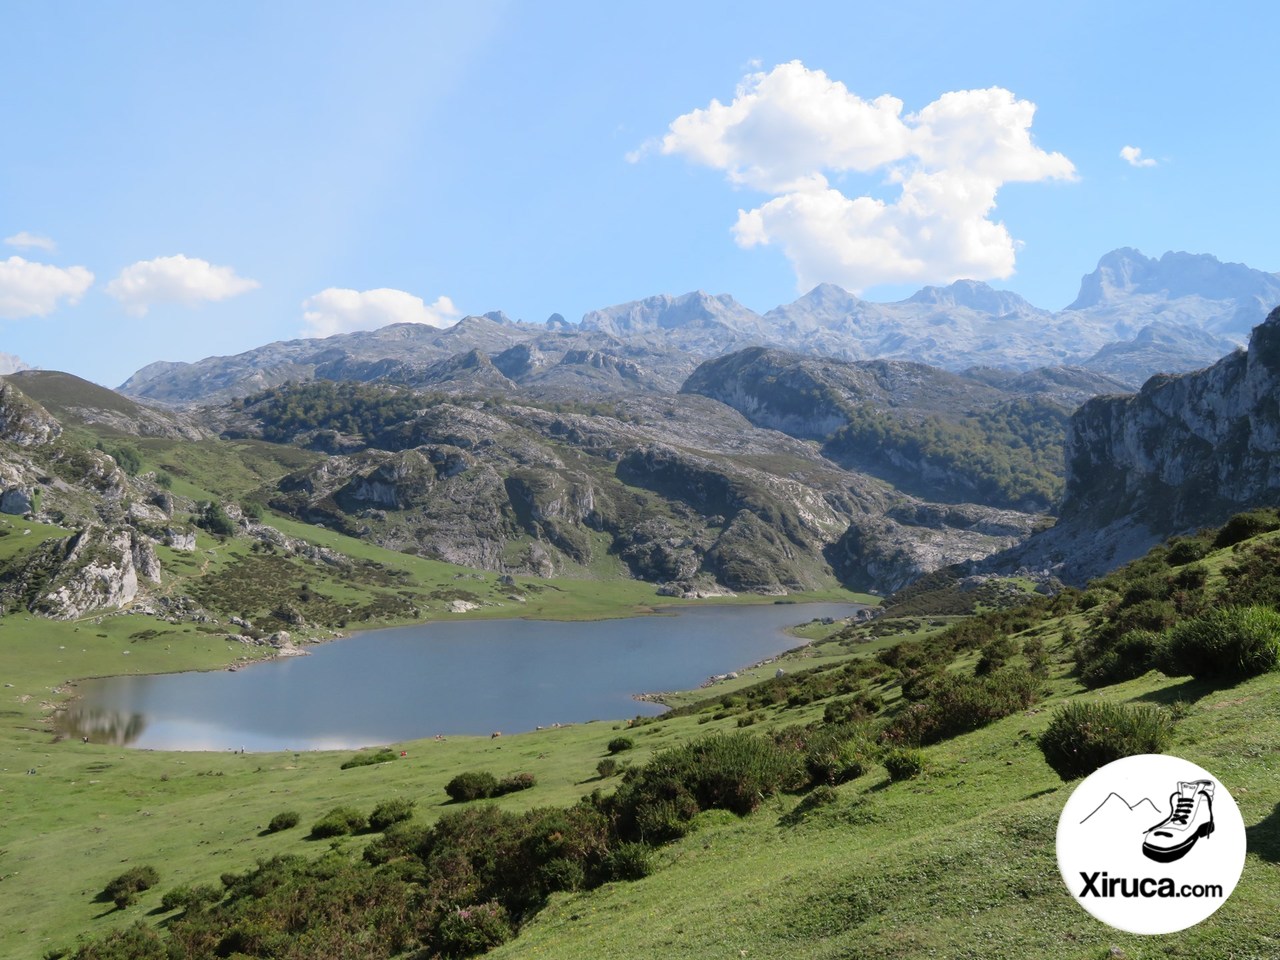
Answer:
[{"left": 6, "top": 516, "right": 1280, "bottom": 959}]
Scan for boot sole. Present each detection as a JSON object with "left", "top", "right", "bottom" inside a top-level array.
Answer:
[{"left": 1142, "top": 821, "right": 1214, "bottom": 863}]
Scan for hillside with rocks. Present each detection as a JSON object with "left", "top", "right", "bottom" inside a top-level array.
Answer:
[{"left": 1004, "top": 305, "right": 1280, "bottom": 581}]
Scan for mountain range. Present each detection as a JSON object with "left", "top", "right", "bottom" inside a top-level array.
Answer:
[{"left": 118, "top": 249, "right": 1280, "bottom": 406}]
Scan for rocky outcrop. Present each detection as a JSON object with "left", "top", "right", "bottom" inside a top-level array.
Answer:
[
  {"left": 0, "top": 381, "right": 61, "bottom": 446},
  {"left": 1, "top": 525, "right": 163, "bottom": 620},
  {"left": 1009, "top": 306, "right": 1280, "bottom": 582}
]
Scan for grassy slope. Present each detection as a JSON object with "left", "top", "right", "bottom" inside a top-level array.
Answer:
[{"left": 0, "top": 502, "right": 870, "bottom": 958}]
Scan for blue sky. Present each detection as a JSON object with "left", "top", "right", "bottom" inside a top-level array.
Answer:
[{"left": 2, "top": 1, "right": 1276, "bottom": 387}]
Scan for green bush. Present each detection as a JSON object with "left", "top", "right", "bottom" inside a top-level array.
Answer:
[
  {"left": 1078, "top": 629, "right": 1164, "bottom": 688},
  {"left": 368, "top": 797, "right": 416, "bottom": 832},
  {"left": 596, "top": 757, "right": 619, "bottom": 778},
  {"left": 605, "top": 842, "right": 653, "bottom": 881},
  {"left": 340, "top": 748, "right": 398, "bottom": 770},
  {"left": 496, "top": 772, "right": 536, "bottom": 795},
  {"left": 1038, "top": 701, "right": 1174, "bottom": 780},
  {"left": 434, "top": 901, "right": 513, "bottom": 958},
  {"left": 1213, "top": 509, "right": 1280, "bottom": 548},
  {"left": 607, "top": 736, "right": 635, "bottom": 754},
  {"left": 1160, "top": 606, "right": 1280, "bottom": 680},
  {"left": 160, "top": 883, "right": 220, "bottom": 913},
  {"left": 102, "top": 865, "right": 159, "bottom": 909},
  {"left": 70, "top": 922, "right": 167, "bottom": 959},
  {"left": 803, "top": 727, "right": 869, "bottom": 786},
  {"left": 883, "top": 748, "right": 925, "bottom": 781},
  {"left": 266, "top": 810, "right": 300, "bottom": 833},
  {"left": 1167, "top": 536, "right": 1212, "bottom": 565},
  {"left": 883, "top": 667, "right": 1041, "bottom": 746},
  {"left": 445, "top": 771, "right": 499, "bottom": 802},
  {"left": 309, "top": 805, "right": 367, "bottom": 838}
]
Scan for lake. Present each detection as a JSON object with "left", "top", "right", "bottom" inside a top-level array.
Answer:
[{"left": 60, "top": 602, "right": 864, "bottom": 751}]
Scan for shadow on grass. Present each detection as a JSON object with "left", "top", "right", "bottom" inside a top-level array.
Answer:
[
  {"left": 1132, "top": 677, "right": 1220, "bottom": 705},
  {"left": 1246, "top": 802, "right": 1280, "bottom": 863}
]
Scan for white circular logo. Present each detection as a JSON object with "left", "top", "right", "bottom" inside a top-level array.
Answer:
[{"left": 1056, "top": 754, "right": 1246, "bottom": 934}]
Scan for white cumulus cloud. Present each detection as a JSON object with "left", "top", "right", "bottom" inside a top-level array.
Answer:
[
  {"left": 0, "top": 256, "right": 94, "bottom": 319},
  {"left": 4, "top": 231, "right": 58, "bottom": 252},
  {"left": 106, "top": 254, "right": 259, "bottom": 316},
  {"left": 655, "top": 61, "right": 1076, "bottom": 292},
  {"left": 301, "top": 288, "right": 461, "bottom": 337},
  {"left": 1120, "top": 145, "right": 1157, "bottom": 168}
]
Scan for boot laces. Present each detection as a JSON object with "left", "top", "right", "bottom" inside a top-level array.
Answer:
[{"left": 1170, "top": 796, "right": 1195, "bottom": 825}]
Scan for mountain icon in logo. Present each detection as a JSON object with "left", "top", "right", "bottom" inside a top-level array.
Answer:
[{"left": 1079, "top": 792, "right": 1161, "bottom": 827}]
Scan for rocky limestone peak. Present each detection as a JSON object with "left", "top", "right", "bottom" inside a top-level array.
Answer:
[
  {"left": 580, "top": 290, "right": 763, "bottom": 335},
  {"left": 1069, "top": 248, "right": 1280, "bottom": 310},
  {"left": 904, "top": 279, "right": 1044, "bottom": 316}
]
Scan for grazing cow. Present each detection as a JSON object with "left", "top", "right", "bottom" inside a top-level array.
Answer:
[{"left": 491, "top": 731, "right": 502, "bottom": 739}]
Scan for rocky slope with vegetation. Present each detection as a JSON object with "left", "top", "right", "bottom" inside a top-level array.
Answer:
[{"left": 1007, "top": 305, "right": 1280, "bottom": 582}]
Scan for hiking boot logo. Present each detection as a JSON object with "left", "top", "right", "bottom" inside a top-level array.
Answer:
[{"left": 1142, "top": 779, "right": 1215, "bottom": 863}]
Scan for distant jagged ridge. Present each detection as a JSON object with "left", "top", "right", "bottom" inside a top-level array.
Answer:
[{"left": 117, "top": 249, "right": 1280, "bottom": 405}]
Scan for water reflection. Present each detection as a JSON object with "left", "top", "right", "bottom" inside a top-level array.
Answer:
[{"left": 58, "top": 706, "right": 147, "bottom": 745}]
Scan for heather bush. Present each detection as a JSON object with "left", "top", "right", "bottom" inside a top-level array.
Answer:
[
  {"left": 266, "top": 810, "right": 299, "bottom": 833},
  {"left": 883, "top": 748, "right": 925, "bottom": 781},
  {"left": 102, "top": 865, "right": 159, "bottom": 909},
  {"left": 883, "top": 667, "right": 1041, "bottom": 746},
  {"left": 1039, "top": 701, "right": 1174, "bottom": 780},
  {"left": 368, "top": 797, "right": 416, "bottom": 832},
  {"left": 434, "top": 901, "right": 513, "bottom": 958},
  {"left": 1160, "top": 606, "right": 1280, "bottom": 680},
  {"left": 607, "top": 736, "right": 635, "bottom": 754},
  {"left": 445, "top": 771, "right": 499, "bottom": 803},
  {"left": 309, "top": 805, "right": 366, "bottom": 838}
]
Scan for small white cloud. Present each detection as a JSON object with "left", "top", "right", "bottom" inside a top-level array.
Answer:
[
  {"left": 654, "top": 61, "right": 1076, "bottom": 292},
  {"left": 106, "top": 254, "right": 259, "bottom": 316},
  {"left": 301, "top": 288, "right": 461, "bottom": 337},
  {"left": 1120, "top": 145, "right": 1157, "bottom": 168},
  {"left": 0, "top": 256, "right": 94, "bottom": 319},
  {"left": 4, "top": 231, "right": 58, "bottom": 253}
]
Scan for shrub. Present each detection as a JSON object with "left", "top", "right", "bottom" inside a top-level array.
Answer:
[
  {"left": 1167, "top": 536, "right": 1212, "bottom": 565},
  {"left": 309, "top": 806, "right": 367, "bottom": 839},
  {"left": 1038, "top": 701, "right": 1174, "bottom": 780},
  {"left": 160, "top": 883, "right": 220, "bottom": 913},
  {"left": 69, "top": 922, "right": 167, "bottom": 960},
  {"left": 434, "top": 901, "right": 513, "bottom": 958},
  {"left": 1160, "top": 606, "right": 1280, "bottom": 680},
  {"left": 607, "top": 736, "right": 635, "bottom": 754},
  {"left": 596, "top": 757, "right": 619, "bottom": 778},
  {"left": 883, "top": 748, "right": 925, "bottom": 781},
  {"left": 1213, "top": 509, "right": 1280, "bottom": 548},
  {"left": 445, "top": 771, "right": 499, "bottom": 803},
  {"left": 804, "top": 727, "right": 869, "bottom": 786},
  {"left": 266, "top": 810, "right": 300, "bottom": 833},
  {"left": 539, "top": 857, "right": 585, "bottom": 893},
  {"left": 340, "top": 748, "right": 397, "bottom": 770},
  {"left": 368, "top": 797, "right": 416, "bottom": 832},
  {"left": 102, "top": 865, "right": 159, "bottom": 909},
  {"left": 605, "top": 842, "right": 653, "bottom": 881},
  {"left": 1078, "top": 629, "right": 1164, "bottom": 688},
  {"left": 883, "top": 667, "right": 1041, "bottom": 746},
  {"left": 496, "top": 772, "right": 536, "bottom": 795}
]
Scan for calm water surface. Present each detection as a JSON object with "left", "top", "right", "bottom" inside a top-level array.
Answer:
[{"left": 63, "top": 602, "right": 863, "bottom": 751}]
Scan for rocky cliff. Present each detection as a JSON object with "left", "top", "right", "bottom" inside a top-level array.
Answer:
[{"left": 1008, "top": 305, "right": 1280, "bottom": 581}]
